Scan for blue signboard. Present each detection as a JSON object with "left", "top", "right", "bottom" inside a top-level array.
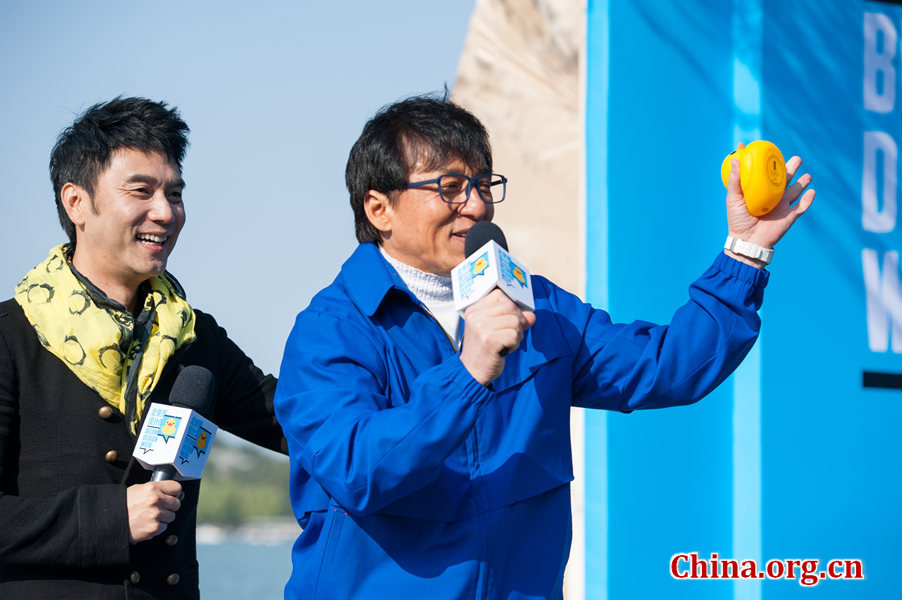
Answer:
[{"left": 585, "top": 1, "right": 902, "bottom": 598}]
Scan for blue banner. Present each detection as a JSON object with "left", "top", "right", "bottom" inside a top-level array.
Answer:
[{"left": 585, "top": 1, "right": 902, "bottom": 598}]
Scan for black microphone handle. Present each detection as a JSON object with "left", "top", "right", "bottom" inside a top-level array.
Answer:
[{"left": 151, "top": 464, "right": 178, "bottom": 481}]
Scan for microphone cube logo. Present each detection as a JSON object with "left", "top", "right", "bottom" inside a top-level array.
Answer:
[
  {"left": 135, "top": 403, "right": 219, "bottom": 480},
  {"left": 158, "top": 415, "right": 182, "bottom": 442},
  {"left": 455, "top": 250, "right": 491, "bottom": 303},
  {"left": 452, "top": 240, "right": 534, "bottom": 312},
  {"left": 472, "top": 254, "right": 490, "bottom": 277},
  {"left": 499, "top": 252, "right": 528, "bottom": 288},
  {"left": 180, "top": 418, "right": 215, "bottom": 462}
]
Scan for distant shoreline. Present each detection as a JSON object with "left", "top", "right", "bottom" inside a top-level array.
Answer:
[{"left": 197, "top": 517, "right": 301, "bottom": 546}]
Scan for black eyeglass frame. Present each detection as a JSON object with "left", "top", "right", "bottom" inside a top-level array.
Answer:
[{"left": 392, "top": 173, "right": 508, "bottom": 205}]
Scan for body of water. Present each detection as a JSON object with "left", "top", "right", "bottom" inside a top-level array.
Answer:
[{"left": 198, "top": 532, "right": 296, "bottom": 599}]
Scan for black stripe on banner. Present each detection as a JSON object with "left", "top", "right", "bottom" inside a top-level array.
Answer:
[
  {"left": 870, "top": 0, "right": 902, "bottom": 5},
  {"left": 862, "top": 371, "right": 902, "bottom": 389}
]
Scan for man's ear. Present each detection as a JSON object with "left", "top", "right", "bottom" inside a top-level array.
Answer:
[
  {"left": 363, "top": 190, "right": 394, "bottom": 235},
  {"left": 60, "top": 183, "right": 90, "bottom": 227}
]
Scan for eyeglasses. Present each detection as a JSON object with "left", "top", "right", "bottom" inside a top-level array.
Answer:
[{"left": 395, "top": 173, "right": 507, "bottom": 205}]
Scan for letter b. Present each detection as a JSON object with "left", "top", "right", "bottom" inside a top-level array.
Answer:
[{"left": 865, "top": 12, "right": 897, "bottom": 114}]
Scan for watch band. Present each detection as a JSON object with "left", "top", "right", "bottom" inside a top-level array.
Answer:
[{"left": 724, "top": 235, "right": 773, "bottom": 266}]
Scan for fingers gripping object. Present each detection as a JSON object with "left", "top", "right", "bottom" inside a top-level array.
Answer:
[{"left": 721, "top": 140, "right": 787, "bottom": 216}]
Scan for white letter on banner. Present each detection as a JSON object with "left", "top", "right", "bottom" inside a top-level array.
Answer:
[
  {"left": 863, "top": 131, "right": 897, "bottom": 233},
  {"left": 863, "top": 249, "right": 902, "bottom": 352},
  {"left": 864, "top": 12, "right": 897, "bottom": 113}
]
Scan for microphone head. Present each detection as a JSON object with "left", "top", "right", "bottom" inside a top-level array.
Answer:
[
  {"left": 170, "top": 365, "right": 216, "bottom": 417},
  {"left": 465, "top": 221, "right": 508, "bottom": 257}
]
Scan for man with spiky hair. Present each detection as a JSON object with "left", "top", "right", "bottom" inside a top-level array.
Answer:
[
  {"left": 0, "top": 97, "right": 285, "bottom": 599},
  {"left": 274, "top": 93, "right": 814, "bottom": 599}
]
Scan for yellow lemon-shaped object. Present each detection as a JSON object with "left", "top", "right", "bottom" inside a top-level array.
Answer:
[{"left": 721, "top": 140, "right": 786, "bottom": 216}]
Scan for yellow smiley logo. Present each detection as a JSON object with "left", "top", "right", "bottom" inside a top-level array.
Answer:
[{"left": 472, "top": 257, "right": 488, "bottom": 276}]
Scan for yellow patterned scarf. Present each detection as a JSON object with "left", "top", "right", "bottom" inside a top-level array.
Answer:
[{"left": 14, "top": 245, "right": 196, "bottom": 434}]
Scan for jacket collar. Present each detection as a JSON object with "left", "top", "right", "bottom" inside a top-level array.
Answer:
[
  {"left": 341, "top": 243, "right": 414, "bottom": 317},
  {"left": 339, "top": 243, "right": 566, "bottom": 390}
]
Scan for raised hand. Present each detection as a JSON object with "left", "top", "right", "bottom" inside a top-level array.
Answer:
[{"left": 725, "top": 146, "right": 815, "bottom": 267}]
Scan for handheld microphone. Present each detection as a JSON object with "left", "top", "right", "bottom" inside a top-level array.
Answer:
[
  {"left": 134, "top": 366, "right": 218, "bottom": 482},
  {"left": 451, "top": 222, "right": 535, "bottom": 312},
  {"left": 464, "top": 220, "right": 509, "bottom": 258}
]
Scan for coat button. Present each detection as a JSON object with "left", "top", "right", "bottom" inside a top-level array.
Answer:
[
  {"left": 166, "top": 573, "right": 180, "bottom": 586},
  {"left": 164, "top": 534, "right": 178, "bottom": 547},
  {"left": 98, "top": 405, "right": 114, "bottom": 419},
  {"left": 130, "top": 571, "right": 140, "bottom": 584},
  {"left": 105, "top": 450, "right": 119, "bottom": 463}
]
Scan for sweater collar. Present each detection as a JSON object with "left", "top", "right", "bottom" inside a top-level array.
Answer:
[{"left": 378, "top": 247, "right": 453, "bottom": 304}]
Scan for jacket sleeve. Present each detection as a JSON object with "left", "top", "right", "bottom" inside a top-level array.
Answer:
[
  {"left": 0, "top": 320, "right": 130, "bottom": 570},
  {"left": 564, "top": 253, "right": 768, "bottom": 411},
  {"left": 196, "top": 310, "right": 285, "bottom": 454},
  {"left": 274, "top": 311, "right": 492, "bottom": 516}
]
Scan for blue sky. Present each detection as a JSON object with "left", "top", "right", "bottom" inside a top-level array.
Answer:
[{"left": 0, "top": 0, "right": 476, "bottom": 374}]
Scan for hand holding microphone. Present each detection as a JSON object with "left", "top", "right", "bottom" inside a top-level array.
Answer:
[
  {"left": 127, "top": 366, "right": 217, "bottom": 543},
  {"left": 460, "top": 289, "right": 536, "bottom": 386},
  {"left": 453, "top": 222, "right": 536, "bottom": 386},
  {"left": 126, "top": 480, "right": 182, "bottom": 543}
]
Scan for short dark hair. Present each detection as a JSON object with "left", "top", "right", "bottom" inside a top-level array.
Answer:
[
  {"left": 345, "top": 92, "right": 493, "bottom": 244},
  {"left": 49, "top": 96, "right": 190, "bottom": 244}
]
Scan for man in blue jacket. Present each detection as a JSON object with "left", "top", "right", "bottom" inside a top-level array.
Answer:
[{"left": 273, "top": 94, "right": 814, "bottom": 599}]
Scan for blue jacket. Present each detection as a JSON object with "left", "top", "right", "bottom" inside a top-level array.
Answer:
[{"left": 274, "top": 243, "right": 768, "bottom": 599}]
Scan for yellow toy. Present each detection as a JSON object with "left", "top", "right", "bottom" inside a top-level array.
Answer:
[{"left": 721, "top": 140, "right": 786, "bottom": 216}]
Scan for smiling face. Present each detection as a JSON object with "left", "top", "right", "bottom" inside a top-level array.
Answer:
[
  {"left": 63, "top": 148, "right": 185, "bottom": 309},
  {"left": 367, "top": 157, "right": 494, "bottom": 277}
]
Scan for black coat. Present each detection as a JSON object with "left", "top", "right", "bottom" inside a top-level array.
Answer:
[{"left": 0, "top": 298, "right": 284, "bottom": 599}]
